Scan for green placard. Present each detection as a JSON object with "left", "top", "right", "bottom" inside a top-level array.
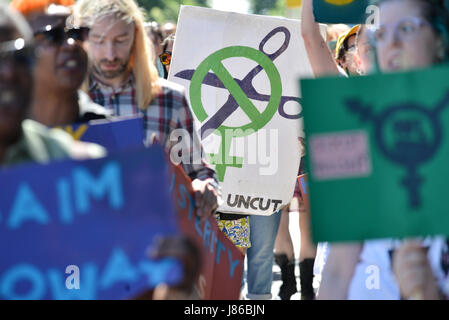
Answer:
[
  {"left": 300, "top": 64, "right": 449, "bottom": 243},
  {"left": 313, "top": 0, "right": 371, "bottom": 24}
]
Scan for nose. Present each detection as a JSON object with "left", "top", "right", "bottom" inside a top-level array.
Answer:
[
  {"left": 386, "top": 27, "right": 402, "bottom": 49},
  {"left": 104, "top": 41, "right": 117, "bottom": 61}
]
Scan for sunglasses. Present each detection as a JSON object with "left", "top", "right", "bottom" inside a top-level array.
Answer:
[
  {"left": 159, "top": 51, "right": 172, "bottom": 65},
  {"left": 0, "top": 38, "right": 34, "bottom": 68},
  {"left": 34, "top": 26, "right": 90, "bottom": 47}
]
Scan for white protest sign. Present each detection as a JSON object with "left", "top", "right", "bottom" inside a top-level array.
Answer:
[{"left": 169, "top": 6, "right": 319, "bottom": 215}]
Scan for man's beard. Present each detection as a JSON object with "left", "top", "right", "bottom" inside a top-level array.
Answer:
[{"left": 92, "top": 58, "right": 129, "bottom": 79}]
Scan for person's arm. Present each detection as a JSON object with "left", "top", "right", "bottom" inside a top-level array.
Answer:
[
  {"left": 317, "top": 243, "right": 362, "bottom": 300},
  {"left": 175, "top": 91, "right": 221, "bottom": 221},
  {"left": 301, "top": 0, "right": 340, "bottom": 77},
  {"left": 392, "top": 241, "right": 444, "bottom": 300}
]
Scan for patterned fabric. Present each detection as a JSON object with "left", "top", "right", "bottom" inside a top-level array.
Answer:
[
  {"left": 215, "top": 214, "right": 251, "bottom": 249},
  {"left": 88, "top": 74, "right": 219, "bottom": 191}
]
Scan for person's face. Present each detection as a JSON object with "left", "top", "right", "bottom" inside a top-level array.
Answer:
[
  {"left": 29, "top": 13, "right": 88, "bottom": 91},
  {"left": 340, "top": 35, "right": 359, "bottom": 75},
  {"left": 0, "top": 25, "right": 33, "bottom": 142},
  {"left": 377, "top": 0, "right": 442, "bottom": 72},
  {"left": 163, "top": 40, "right": 174, "bottom": 74},
  {"left": 356, "top": 28, "right": 375, "bottom": 74},
  {"left": 86, "top": 15, "right": 135, "bottom": 81}
]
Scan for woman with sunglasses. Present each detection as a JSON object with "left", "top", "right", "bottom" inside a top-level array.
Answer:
[
  {"left": 318, "top": 0, "right": 449, "bottom": 300},
  {"left": 11, "top": 0, "right": 110, "bottom": 127},
  {"left": 0, "top": 2, "right": 104, "bottom": 167},
  {"left": 159, "top": 33, "right": 174, "bottom": 79}
]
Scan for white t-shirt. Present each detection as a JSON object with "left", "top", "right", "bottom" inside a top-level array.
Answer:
[{"left": 348, "top": 237, "right": 449, "bottom": 300}]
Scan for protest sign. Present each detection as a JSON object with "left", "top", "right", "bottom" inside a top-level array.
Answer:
[
  {"left": 313, "top": 0, "right": 372, "bottom": 24},
  {"left": 0, "top": 146, "right": 182, "bottom": 300},
  {"left": 169, "top": 164, "right": 244, "bottom": 300},
  {"left": 60, "top": 116, "right": 144, "bottom": 152},
  {"left": 301, "top": 64, "right": 449, "bottom": 243},
  {"left": 169, "top": 6, "right": 322, "bottom": 215}
]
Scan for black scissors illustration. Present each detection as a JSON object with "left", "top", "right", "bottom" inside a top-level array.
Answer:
[{"left": 174, "top": 26, "right": 302, "bottom": 139}]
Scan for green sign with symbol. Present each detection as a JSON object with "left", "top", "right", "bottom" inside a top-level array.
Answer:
[{"left": 301, "top": 64, "right": 449, "bottom": 243}]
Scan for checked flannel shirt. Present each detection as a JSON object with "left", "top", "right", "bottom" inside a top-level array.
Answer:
[{"left": 88, "top": 74, "right": 219, "bottom": 192}]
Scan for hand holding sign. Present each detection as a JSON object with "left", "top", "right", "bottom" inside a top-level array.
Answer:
[{"left": 191, "top": 178, "right": 219, "bottom": 222}]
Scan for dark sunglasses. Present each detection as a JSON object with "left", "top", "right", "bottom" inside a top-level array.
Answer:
[
  {"left": 0, "top": 38, "right": 35, "bottom": 68},
  {"left": 34, "top": 26, "right": 90, "bottom": 46},
  {"left": 159, "top": 51, "right": 172, "bottom": 65}
]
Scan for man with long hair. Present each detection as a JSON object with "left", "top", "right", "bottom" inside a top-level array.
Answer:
[{"left": 73, "top": 0, "right": 219, "bottom": 220}]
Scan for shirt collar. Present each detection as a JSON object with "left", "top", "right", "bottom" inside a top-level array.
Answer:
[{"left": 89, "top": 72, "right": 134, "bottom": 93}]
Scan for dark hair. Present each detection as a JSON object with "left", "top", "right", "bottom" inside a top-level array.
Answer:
[
  {"left": 337, "top": 33, "right": 356, "bottom": 63},
  {"left": 145, "top": 21, "right": 163, "bottom": 44}
]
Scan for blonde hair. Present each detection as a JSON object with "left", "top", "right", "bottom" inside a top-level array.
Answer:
[{"left": 74, "top": 0, "right": 160, "bottom": 110}]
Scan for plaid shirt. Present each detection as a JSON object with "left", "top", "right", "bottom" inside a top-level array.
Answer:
[{"left": 88, "top": 74, "right": 219, "bottom": 192}]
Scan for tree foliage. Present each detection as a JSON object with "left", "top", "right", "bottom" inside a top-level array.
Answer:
[
  {"left": 137, "top": 0, "right": 210, "bottom": 23},
  {"left": 249, "top": 0, "right": 286, "bottom": 16}
]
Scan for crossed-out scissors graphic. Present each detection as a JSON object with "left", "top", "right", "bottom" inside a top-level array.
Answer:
[
  {"left": 174, "top": 27, "right": 301, "bottom": 181},
  {"left": 175, "top": 26, "right": 302, "bottom": 139}
]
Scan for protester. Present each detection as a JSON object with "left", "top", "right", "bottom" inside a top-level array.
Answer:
[
  {"left": 0, "top": 1, "right": 105, "bottom": 167},
  {"left": 334, "top": 25, "right": 360, "bottom": 75},
  {"left": 318, "top": 0, "right": 449, "bottom": 300},
  {"left": 11, "top": 0, "right": 110, "bottom": 127},
  {"left": 144, "top": 20, "right": 165, "bottom": 77},
  {"left": 246, "top": 210, "right": 282, "bottom": 300},
  {"left": 160, "top": 33, "right": 175, "bottom": 79},
  {"left": 274, "top": 142, "right": 317, "bottom": 300},
  {"left": 326, "top": 24, "right": 350, "bottom": 57},
  {"left": 73, "top": 0, "right": 220, "bottom": 222},
  {"left": 161, "top": 21, "right": 176, "bottom": 38},
  {"left": 301, "top": 0, "right": 373, "bottom": 77}
]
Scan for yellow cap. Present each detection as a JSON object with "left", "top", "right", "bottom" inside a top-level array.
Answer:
[{"left": 335, "top": 24, "right": 360, "bottom": 60}]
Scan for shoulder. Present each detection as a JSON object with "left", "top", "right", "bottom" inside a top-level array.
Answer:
[
  {"left": 152, "top": 78, "right": 191, "bottom": 113},
  {"left": 78, "top": 90, "right": 112, "bottom": 122},
  {"left": 23, "top": 120, "right": 106, "bottom": 161}
]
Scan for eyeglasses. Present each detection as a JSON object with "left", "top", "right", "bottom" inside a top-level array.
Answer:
[
  {"left": 374, "top": 16, "right": 432, "bottom": 47},
  {"left": 0, "top": 38, "right": 34, "bottom": 68},
  {"left": 159, "top": 51, "right": 172, "bottom": 65},
  {"left": 34, "top": 26, "right": 90, "bottom": 47}
]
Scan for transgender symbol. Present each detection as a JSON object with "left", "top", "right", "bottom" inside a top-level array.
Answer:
[
  {"left": 346, "top": 91, "right": 449, "bottom": 209},
  {"left": 175, "top": 27, "right": 301, "bottom": 182}
]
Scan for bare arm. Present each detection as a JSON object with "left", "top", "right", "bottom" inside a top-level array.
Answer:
[
  {"left": 301, "top": 0, "right": 340, "bottom": 77},
  {"left": 317, "top": 243, "right": 362, "bottom": 300}
]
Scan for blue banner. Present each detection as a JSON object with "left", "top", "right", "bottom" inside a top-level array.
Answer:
[
  {"left": 0, "top": 146, "right": 182, "bottom": 300},
  {"left": 60, "top": 116, "right": 145, "bottom": 152}
]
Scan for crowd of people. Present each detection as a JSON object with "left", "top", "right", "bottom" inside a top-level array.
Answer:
[{"left": 1, "top": 0, "right": 449, "bottom": 300}]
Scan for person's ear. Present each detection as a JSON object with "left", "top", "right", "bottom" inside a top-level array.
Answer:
[{"left": 153, "top": 283, "right": 170, "bottom": 300}]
